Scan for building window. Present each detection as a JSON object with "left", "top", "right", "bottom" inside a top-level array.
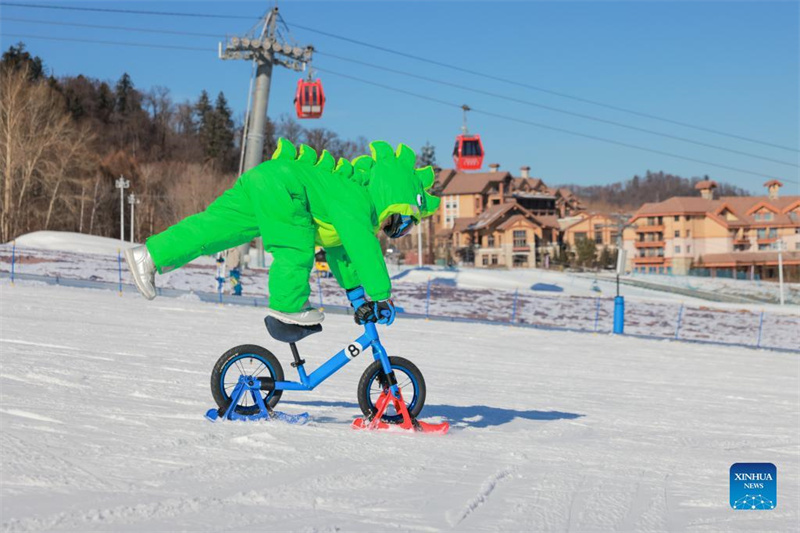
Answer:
[
  {"left": 482, "top": 255, "right": 488, "bottom": 266},
  {"left": 769, "top": 228, "right": 777, "bottom": 238},
  {"left": 686, "top": 229, "right": 691, "bottom": 238},
  {"left": 487, "top": 235, "right": 495, "bottom": 247},
  {"left": 575, "top": 232, "right": 587, "bottom": 242},
  {"left": 610, "top": 232, "right": 619, "bottom": 244},
  {"left": 675, "top": 245, "right": 681, "bottom": 254},
  {"left": 687, "top": 245, "right": 691, "bottom": 254},
  {"left": 674, "top": 215, "right": 679, "bottom": 221},
  {"left": 491, "top": 254, "right": 498, "bottom": 265},
  {"left": 674, "top": 230, "right": 680, "bottom": 238},
  {"left": 513, "top": 230, "right": 527, "bottom": 247},
  {"left": 594, "top": 225, "right": 603, "bottom": 244}
]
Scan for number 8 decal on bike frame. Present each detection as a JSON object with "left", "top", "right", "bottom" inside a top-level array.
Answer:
[{"left": 345, "top": 341, "right": 365, "bottom": 359}]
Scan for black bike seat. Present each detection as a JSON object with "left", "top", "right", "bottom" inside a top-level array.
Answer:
[{"left": 264, "top": 316, "right": 322, "bottom": 343}]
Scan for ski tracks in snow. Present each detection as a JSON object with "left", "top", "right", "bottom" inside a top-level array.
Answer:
[{"left": 447, "top": 467, "right": 515, "bottom": 527}]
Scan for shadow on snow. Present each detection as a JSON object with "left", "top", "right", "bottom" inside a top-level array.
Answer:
[{"left": 283, "top": 400, "right": 583, "bottom": 429}]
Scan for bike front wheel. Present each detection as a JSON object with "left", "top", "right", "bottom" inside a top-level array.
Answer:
[{"left": 357, "top": 356, "right": 426, "bottom": 423}]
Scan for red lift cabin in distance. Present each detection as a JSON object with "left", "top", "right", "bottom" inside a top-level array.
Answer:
[
  {"left": 295, "top": 78, "right": 326, "bottom": 119},
  {"left": 453, "top": 134, "right": 484, "bottom": 171},
  {"left": 452, "top": 105, "right": 484, "bottom": 171}
]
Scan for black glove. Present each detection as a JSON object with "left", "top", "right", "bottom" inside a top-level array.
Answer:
[{"left": 354, "top": 299, "right": 396, "bottom": 326}]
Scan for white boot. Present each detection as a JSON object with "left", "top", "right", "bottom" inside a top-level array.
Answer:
[
  {"left": 124, "top": 245, "right": 157, "bottom": 300},
  {"left": 266, "top": 302, "right": 324, "bottom": 326}
]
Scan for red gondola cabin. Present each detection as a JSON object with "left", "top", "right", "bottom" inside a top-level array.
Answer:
[
  {"left": 453, "top": 134, "right": 484, "bottom": 171},
  {"left": 294, "top": 79, "right": 325, "bottom": 119}
]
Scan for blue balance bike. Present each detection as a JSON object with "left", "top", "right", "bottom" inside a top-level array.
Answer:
[{"left": 205, "top": 288, "right": 449, "bottom": 434}]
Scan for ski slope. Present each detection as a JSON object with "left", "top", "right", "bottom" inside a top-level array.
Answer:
[{"left": 1, "top": 281, "right": 798, "bottom": 531}]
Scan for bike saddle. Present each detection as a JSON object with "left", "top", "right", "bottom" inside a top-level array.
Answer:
[{"left": 264, "top": 316, "right": 322, "bottom": 343}]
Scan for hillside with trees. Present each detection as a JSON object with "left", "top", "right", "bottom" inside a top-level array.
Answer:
[
  {"left": 0, "top": 43, "right": 368, "bottom": 243},
  {"left": 559, "top": 171, "right": 750, "bottom": 213}
]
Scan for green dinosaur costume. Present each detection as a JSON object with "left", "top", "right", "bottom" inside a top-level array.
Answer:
[{"left": 145, "top": 138, "right": 440, "bottom": 312}]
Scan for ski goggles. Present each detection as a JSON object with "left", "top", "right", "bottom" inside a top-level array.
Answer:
[{"left": 383, "top": 214, "right": 416, "bottom": 239}]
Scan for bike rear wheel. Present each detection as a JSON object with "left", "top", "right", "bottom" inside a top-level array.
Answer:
[
  {"left": 211, "top": 345, "right": 284, "bottom": 415},
  {"left": 357, "top": 356, "right": 426, "bottom": 423}
]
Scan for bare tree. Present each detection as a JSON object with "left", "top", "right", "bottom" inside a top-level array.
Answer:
[{"left": 0, "top": 66, "right": 81, "bottom": 240}]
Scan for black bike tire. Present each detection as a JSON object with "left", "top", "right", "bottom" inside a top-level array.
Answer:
[{"left": 357, "top": 356, "right": 426, "bottom": 422}]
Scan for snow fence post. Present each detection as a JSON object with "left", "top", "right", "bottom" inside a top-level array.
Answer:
[
  {"left": 593, "top": 297, "right": 601, "bottom": 332},
  {"left": 613, "top": 296, "right": 625, "bottom": 334},
  {"left": 756, "top": 311, "right": 765, "bottom": 348},
  {"left": 117, "top": 249, "right": 123, "bottom": 296},
  {"left": 510, "top": 288, "right": 519, "bottom": 324},
  {"left": 316, "top": 271, "right": 324, "bottom": 310},
  {"left": 674, "top": 304, "right": 684, "bottom": 339},
  {"left": 425, "top": 276, "right": 432, "bottom": 319},
  {"left": 10, "top": 240, "right": 16, "bottom": 285}
]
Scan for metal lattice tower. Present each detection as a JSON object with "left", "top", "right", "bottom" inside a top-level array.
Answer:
[{"left": 219, "top": 6, "right": 314, "bottom": 172}]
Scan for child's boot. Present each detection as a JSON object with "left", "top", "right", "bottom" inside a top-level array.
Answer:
[
  {"left": 124, "top": 245, "right": 157, "bottom": 300},
  {"left": 266, "top": 303, "right": 324, "bottom": 326}
]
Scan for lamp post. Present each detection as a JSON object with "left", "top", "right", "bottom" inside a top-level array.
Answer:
[
  {"left": 115, "top": 176, "right": 130, "bottom": 242},
  {"left": 128, "top": 193, "right": 140, "bottom": 243},
  {"left": 777, "top": 239, "right": 786, "bottom": 306},
  {"left": 417, "top": 222, "right": 423, "bottom": 267}
]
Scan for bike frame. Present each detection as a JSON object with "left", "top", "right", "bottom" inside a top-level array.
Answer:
[{"left": 271, "top": 290, "right": 400, "bottom": 397}]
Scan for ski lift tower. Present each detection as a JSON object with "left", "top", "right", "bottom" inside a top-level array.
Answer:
[{"left": 219, "top": 6, "right": 314, "bottom": 264}]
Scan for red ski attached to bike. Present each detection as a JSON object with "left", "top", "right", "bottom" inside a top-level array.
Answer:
[{"left": 352, "top": 389, "right": 449, "bottom": 434}]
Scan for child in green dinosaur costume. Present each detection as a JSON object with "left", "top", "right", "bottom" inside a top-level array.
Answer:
[{"left": 124, "top": 138, "right": 440, "bottom": 326}]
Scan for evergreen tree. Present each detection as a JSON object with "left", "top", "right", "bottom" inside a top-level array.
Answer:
[
  {"left": 115, "top": 73, "right": 135, "bottom": 115},
  {"left": 1, "top": 43, "right": 45, "bottom": 80},
  {"left": 211, "top": 91, "right": 235, "bottom": 169},
  {"left": 598, "top": 246, "right": 612, "bottom": 269},
  {"left": 417, "top": 141, "right": 437, "bottom": 168},
  {"left": 194, "top": 90, "right": 212, "bottom": 135},
  {"left": 575, "top": 238, "right": 597, "bottom": 268}
]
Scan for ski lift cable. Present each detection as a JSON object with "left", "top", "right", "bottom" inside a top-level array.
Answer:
[
  {"left": 4, "top": 17, "right": 795, "bottom": 167},
  {"left": 314, "top": 51, "right": 798, "bottom": 168},
  {"left": 287, "top": 24, "right": 800, "bottom": 154},
  {"left": 2, "top": 31, "right": 796, "bottom": 185},
  {"left": 313, "top": 66, "right": 798, "bottom": 184},
  {"left": 2, "top": 2, "right": 796, "bottom": 153}
]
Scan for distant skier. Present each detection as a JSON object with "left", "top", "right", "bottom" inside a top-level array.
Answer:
[
  {"left": 226, "top": 247, "right": 243, "bottom": 296},
  {"left": 125, "top": 138, "right": 439, "bottom": 326}
]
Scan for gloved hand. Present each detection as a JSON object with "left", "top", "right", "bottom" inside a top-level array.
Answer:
[{"left": 354, "top": 299, "right": 396, "bottom": 326}]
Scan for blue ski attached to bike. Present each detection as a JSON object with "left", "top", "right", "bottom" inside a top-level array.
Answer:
[{"left": 205, "top": 375, "right": 309, "bottom": 424}]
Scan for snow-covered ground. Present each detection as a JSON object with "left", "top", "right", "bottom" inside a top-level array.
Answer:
[
  {"left": 2, "top": 232, "right": 798, "bottom": 351},
  {"left": 1, "top": 281, "right": 798, "bottom": 531}
]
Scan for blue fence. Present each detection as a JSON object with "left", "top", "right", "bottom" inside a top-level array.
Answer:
[{"left": 2, "top": 246, "right": 798, "bottom": 354}]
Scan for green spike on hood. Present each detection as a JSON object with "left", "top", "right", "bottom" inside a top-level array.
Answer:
[
  {"left": 272, "top": 138, "right": 297, "bottom": 161},
  {"left": 297, "top": 144, "right": 318, "bottom": 165},
  {"left": 315, "top": 150, "right": 335, "bottom": 171}
]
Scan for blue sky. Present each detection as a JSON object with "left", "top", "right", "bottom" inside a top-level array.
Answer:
[{"left": 1, "top": 1, "right": 798, "bottom": 193}]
